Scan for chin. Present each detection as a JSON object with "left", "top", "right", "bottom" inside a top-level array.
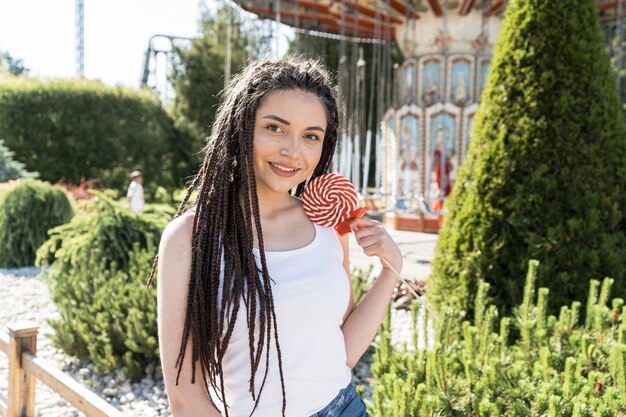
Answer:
[{"left": 260, "top": 178, "right": 306, "bottom": 195}]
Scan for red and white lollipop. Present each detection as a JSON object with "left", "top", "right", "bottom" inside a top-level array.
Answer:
[{"left": 301, "top": 173, "right": 366, "bottom": 235}]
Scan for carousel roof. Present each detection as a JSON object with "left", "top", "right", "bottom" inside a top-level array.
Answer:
[
  {"left": 232, "top": 0, "right": 626, "bottom": 40},
  {"left": 598, "top": 0, "right": 626, "bottom": 22},
  {"left": 232, "top": 0, "right": 503, "bottom": 40}
]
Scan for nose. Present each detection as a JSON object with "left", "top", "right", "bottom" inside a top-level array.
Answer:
[{"left": 279, "top": 135, "right": 301, "bottom": 158}]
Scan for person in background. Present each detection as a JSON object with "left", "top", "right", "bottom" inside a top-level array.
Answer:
[{"left": 127, "top": 170, "right": 144, "bottom": 213}]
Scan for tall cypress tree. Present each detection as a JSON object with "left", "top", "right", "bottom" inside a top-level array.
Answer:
[{"left": 430, "top": 0, "right": 626, "bottom": 316}]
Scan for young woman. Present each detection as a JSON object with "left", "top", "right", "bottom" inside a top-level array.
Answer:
[{"left": 155, "top": 58, "right": 403, "bottom": 417}]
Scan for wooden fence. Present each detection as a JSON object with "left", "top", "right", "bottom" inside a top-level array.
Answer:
[{"left": 0, "top": 323, "right": 125, "bottom": 417}]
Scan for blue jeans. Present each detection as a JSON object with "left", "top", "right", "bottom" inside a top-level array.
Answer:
[{"left": 309, "top": 383, "right": 369, "bottom": 417}]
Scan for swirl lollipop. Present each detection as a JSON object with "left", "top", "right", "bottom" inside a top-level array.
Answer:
[{"left": 301, "top": 173, "right": 367, "bottom": 235}]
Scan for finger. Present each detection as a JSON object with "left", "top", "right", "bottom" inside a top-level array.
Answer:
[
  {"left": 349, "top": 216, "right": 379, "bottom": 230},
  {"left": 362, "top": 242, "right": 383, "bottom": 257},
  {"left": 353, "top": 225, "right": 383, "bottom": 242},
  {"left": 352, "top": 220, "right": 385, "bottom": 238},
  {"left": 359, "top": 237, "right": 399, "bottom": 265},
  {"left": 356, "top": 234, "right": 382, "bottom": 249}
]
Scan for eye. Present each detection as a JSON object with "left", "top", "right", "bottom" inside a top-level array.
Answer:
[
  {"left": 265, "top": 124, "right": 283, "bottom": 133},
  {"left": 304, "top": 133, "right": 321, "bottom": 142}
]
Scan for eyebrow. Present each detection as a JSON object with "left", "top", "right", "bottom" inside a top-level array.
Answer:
[{"left": 262, "top": 114, "right": 325, "bottom": 133}]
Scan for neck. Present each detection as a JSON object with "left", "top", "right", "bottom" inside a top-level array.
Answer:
[
  {"left": 242, "top": 186, "right": 298, "bottom": 249},
  {"left": 240, "top": 185, "right": 296, "bottom": 223},
  {"left": 256, "top": 188, "right": 296, "bottom": 220}
]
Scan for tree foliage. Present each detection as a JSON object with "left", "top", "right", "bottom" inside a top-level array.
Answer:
[
  {"left": 168, "top": 1, "right": 249, "bottom": 155},
  {"left": 0, "top": 139, "right": 36, "bottom": 182},
  {"left": 0, "top": 179, "right": 74, "bottom": 267},
  {"left": 37, "top": 196, "right": 162, "bottom": 379},
  {"left": 0, "top": 51, "right": 28, "bottom": 76},
  {"left": 370, "top": 261, "right": 626, "bottom": 416},
  {"left": 0, "top": 78, "right": 177, "bottom": 194},
  {"left": 429, "top": 0, "right": 626, "bottom": 317}
]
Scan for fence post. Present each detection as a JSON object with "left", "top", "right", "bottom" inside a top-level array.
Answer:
[{"left": 7, "top": 323, "right": 38, "bottom": 417}]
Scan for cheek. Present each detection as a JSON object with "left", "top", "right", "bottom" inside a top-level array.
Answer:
[
  {"left": 252, "top": 134, "right": 275, "bottom": 159},
  {"left": 304, "top": 144, "right": 324, "bottom": 168}
]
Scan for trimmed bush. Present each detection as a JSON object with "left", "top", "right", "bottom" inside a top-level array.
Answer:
[
  {"left": 141, "top": 203, "right": 177, "bottom": 229},
  {"left": 0, "top": 139, "right": 36, "bottom": 181},
  {"left": 0, "top": 78, "right": 180, "bottom": 194},
  {"left": 370, "top": 260, "right": 626, "bottom": 416},
  {"left": 36, "top": 196, "right": 163, "bottom": 379},
  {"left": 430, "top": 0, "right": 626, "bottom": 316},
  {"left": 0, "top": 179, "right": 73, "bottom": 267}
]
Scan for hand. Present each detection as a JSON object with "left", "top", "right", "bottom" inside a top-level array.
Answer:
[{"left": 349, "top": 217, "right": 403, "bottom": 278}]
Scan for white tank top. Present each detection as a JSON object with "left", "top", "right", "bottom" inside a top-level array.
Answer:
[{"left": 208, "top": 222, "right": 352, "bottom": 417}]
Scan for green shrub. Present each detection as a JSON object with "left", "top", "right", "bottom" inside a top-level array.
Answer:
[
  {"left": 36, "top": 195, "right": 162, "bottom": 379},
  {"left": 0, "top": 78, "right": 188, "bottom": 194},
  {"left": 142, "top": 203, "right": 177, "bottom": 230},
  {"left": 430, "top": 0, "right": 626, "bottom": 316},
  {"left": 352, "top": 265, "right": 375, "bottom": 305},
  {"left": 370, "top": 260, "right": 626, "bottom": 416},
  {"left": 0, "top": 179, "right": 73, "bottom": 267},
  {"left": 0, "top": 139, "right": 36, "bottom": 182}
]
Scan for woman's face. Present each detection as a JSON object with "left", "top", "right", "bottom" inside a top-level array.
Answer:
[{"left": 252, "top": 89, "right": 327, "bottom": 196}]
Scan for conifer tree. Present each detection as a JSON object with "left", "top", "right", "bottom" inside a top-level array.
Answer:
[
  {"left": 0, "top": 139, "right": 36, "bottom": 182},
  {"left": 430, "top": 0, "right": 626, "bottom": 316},
  {"left": 0, "top": 180, "right": 73, "bottom": 267}
]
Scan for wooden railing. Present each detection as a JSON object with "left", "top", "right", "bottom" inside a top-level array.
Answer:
[{"left": 0, "top": 323, "right": 125, "bottom": 417}]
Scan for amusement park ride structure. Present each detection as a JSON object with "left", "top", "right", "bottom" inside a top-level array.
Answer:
[
  {"left": 232, "top": 0, "right": 507, "bottom": 232},
  {"left": 139, "top": 0, "right": 626, "bottom": 232}
]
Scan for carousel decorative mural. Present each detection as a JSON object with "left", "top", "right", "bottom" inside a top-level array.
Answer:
[{"left": 378, "top": 1, "right": 502, "bottom": 231}]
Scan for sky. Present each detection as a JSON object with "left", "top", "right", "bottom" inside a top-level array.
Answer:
[{"left": 0, "top": 0, "right": 274, "bottom": 89}]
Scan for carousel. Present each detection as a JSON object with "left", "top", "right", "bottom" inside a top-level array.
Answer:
[
  {"left": 228, "top": 0, "right": 626, "bottom": 232},
  {"left": 374, "top": 0, "right": 503, "bottom": 232}
]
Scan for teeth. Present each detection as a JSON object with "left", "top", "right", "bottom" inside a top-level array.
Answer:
[{"left": 270, "top": 162, "right": 298, "bottom": 172}]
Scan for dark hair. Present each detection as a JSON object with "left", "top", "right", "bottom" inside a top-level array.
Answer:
[{"left": 148, "top": 57, "right": 340, "bottom": 416}]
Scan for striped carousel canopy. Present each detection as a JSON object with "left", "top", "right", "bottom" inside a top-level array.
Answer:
[
  {"left": 231, "top": 0, "right": 505, "bottom": 41},
  {"left": 232, "top": 0, "right": 626, "bottom": 40}
]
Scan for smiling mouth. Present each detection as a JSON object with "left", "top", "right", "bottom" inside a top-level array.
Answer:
[{"left": 269, "top": 162, "right": 300, "bottom": 172}]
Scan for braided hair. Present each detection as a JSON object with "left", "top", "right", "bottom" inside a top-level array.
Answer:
[{"left": 148, "top": 57, "right": 341, "bottom": 416}]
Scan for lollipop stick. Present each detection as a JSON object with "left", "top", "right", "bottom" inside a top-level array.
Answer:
[{"left": 379, "top": 257, "right": 439, "bottom": 321}]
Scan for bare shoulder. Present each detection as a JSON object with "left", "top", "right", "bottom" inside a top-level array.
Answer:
[
  {"left": 160, "top": 211, "right": 195, "bottom": 253},
  {"left": 158, "top": 211, "right": 195, "bottom": 280}
]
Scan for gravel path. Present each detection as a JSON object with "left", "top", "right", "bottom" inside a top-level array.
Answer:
[
  {"left": 0, "top": 267, "right": 168, "bottom": 417},
  {"left": 0, "top": 267, "right": 431, "bottom": 416}
]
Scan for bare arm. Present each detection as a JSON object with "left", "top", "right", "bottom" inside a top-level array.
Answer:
[
  {"left": 340, "top": 217, "right": 402, "bottom": 369},
  {"left": 157, "top": 213, "right": 223, "bottom": 417}
]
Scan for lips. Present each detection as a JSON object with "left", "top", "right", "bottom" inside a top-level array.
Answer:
[{"left": 268, "top": 162, "right": 300, "bottom": 178}]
